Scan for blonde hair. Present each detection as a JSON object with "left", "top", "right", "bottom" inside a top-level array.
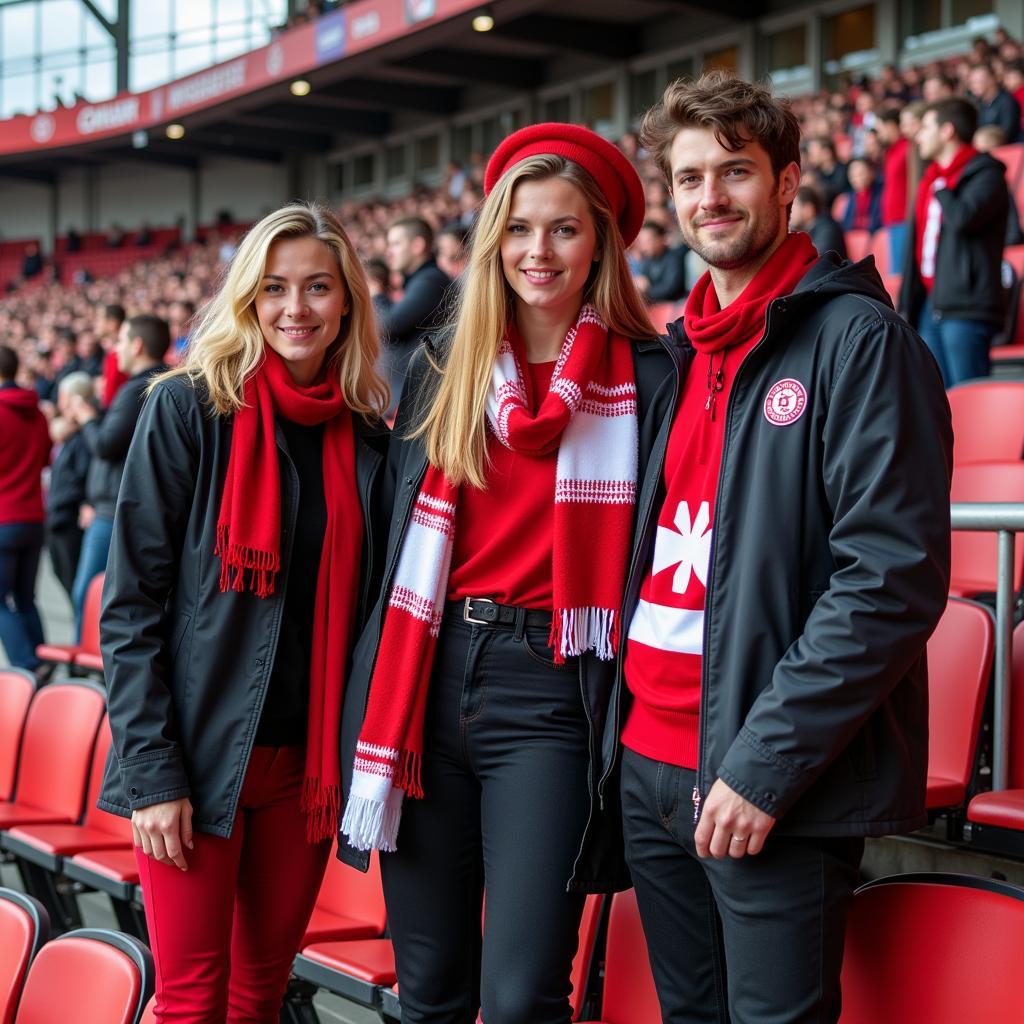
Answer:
[
  {"left": 416, "top": 155, "right": 655, "bottom": 488},
  {"left": 155, "top": 201, "right": 388, "bottom": 418}
]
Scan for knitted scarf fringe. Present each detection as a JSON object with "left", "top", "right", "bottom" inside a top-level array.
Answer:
[
  {"left": 215, "top": 525, "right": 280, "bottom": 598},
  {"left": 341, "top": 787, "right": 403, "bottom": 853},
  {"left": 550, "top": 607, "right": 619, "bottom": 664},
  {"left": 301, "top": 777, "right": 340, "bottom": 844}
]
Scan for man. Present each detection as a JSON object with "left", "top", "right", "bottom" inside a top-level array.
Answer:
[
  {"left": 878, "top": 108, "right": 910, "bottom": 265},
  {"left": 790, "top": 186, "right": 846, "bottom": 258},
  {"left": 96, "top": 302, "right": 127, "bottom": 407},
  {"left": 65, "top": 314, "right": 170, "bottom": 638},
  {"left": 616, "top": 71, "right": 951, "bottom": 1024},
  {"left": 804, "top": 136, "right": 848, "bottom": 206},
  {"left": 632, "top": 220, "right": 688, "bottom": 303},
  {"left": 436, "top": 221, "right": 469, "bottom": 280},
  {"left": 922, "top": 71, "right": 955, "bottom": 103},
  {"left": 968, "top": 61, "right": 1021, "bottom": 144},
  {"left": 377, "top": 217, "right": 450, "bottom": 412},
  {"left": 899, "top": 97, "right": 1009, "bottom": 386},
  {"left": 0, "top": 345, "right": 51, "bottom": 674}
]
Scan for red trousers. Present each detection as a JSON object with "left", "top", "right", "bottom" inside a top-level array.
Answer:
[{"left": 136, "top": 746, "right": 330, "bottom": 1024}]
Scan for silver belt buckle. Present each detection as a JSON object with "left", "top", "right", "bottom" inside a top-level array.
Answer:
[{"left": 463, "top": 596, "right": 496, "bottom": 625}]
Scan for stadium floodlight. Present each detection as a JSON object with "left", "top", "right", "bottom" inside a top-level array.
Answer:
[
  {"left": 471, "top": 8, "right": 494, "bottom": 31},
  {"left": 290, "top": 80, "right": 312, "bottom": 97},
  {"left": 166, "top": 123, "right": 186, "bottom": 140}
]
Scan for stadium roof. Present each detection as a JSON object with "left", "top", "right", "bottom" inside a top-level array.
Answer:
[{"left": 0, "top": 0, "right": 763, "bottom": 182}]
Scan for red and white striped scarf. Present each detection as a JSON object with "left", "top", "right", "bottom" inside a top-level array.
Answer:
[{"left": 342, "top": 304, "right": 637, "bottom": 851}]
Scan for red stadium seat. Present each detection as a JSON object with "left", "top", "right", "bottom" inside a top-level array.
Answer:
[
  {"left": 64, "top": 848, "right": 140, "bottom": 903},
  {"left": 867, "top": 228, "right": 889, "bottom": 277},
  {"left": 2, "top": 717, "right": 132, "bottom": 873},
  {"left": 925, "top": 599, "right": 994, "bottom": 812},
  {"left": 0, "top": 682, "right": 105, "bottom": 830},
  {"left": 1004, "top": 244, "right": 1024, "bottom": 281},
  {"left": 967, "top": 620, "right": 1024, "bottom": 852},
  {"left": 138, "top": 996, "right": 156, "bottom": 1024},
  {"left": 949, "top": 462, "right": 1024, "bottom": 597},
  {"left": 578, "top": 888, "right": 660, "bottom": 1024},
  {"left": 0, "top": 889, "right": 48, "bottom": 1024},
  {"left": 35, "top": 573, "right": 104, "bottom": 671},
  {"left": 881, "top": 274, "right": 901, "bottom": 307},
  {"left": 302, "top": 851, "right": 386, "bottom": 944},
  {"left": 947, "top": 380, "right": 1024, "bottom": 465},
  {"left": 14, "top": 928, "right": 153, "bottom": 1024},
  {"left": 0, "top": 671, "right": 36, "bottom": 803},
  {"left": 647, "top": 301, "right": 680, "bottom": 334},
  {"left": 994, "top": 144, "right": 1024, "bottom": 194},
  {"left": 843, "top": 229, "right": 871, "bottom": 263},
  {"left": 839, "top": 873, "right": 1024, "bottom": 1024}
]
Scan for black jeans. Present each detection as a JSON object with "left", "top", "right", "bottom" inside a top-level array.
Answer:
[
  {"left": 380, "top": 608, "right": 590, "bottom": 1024},
  {"left": 621, "top": 747, "right": 864, "bottom": 1024},
  {"left": 46, "top": 525, "right": 82, "bottom": 602}
]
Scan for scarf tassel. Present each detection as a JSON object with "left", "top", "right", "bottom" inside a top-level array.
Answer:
[
  {"left": 550, "top": 607, "right": 619, "bottom": 664},
  {"left": 340, "top": 783, "right": 404, "bottom": 853},
  {"left": 215, "top": 525, "right": 280, "bottom": 598},
  {"left": 301, "top": 777, "right": 340, "bottom": 844}
]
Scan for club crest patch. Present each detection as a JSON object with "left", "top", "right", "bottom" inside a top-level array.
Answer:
[{"left": 763, "top": 378, "right": 807, "bottom": 426}]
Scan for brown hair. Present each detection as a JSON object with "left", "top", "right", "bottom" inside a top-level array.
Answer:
[{"left": 640, "top": 70, "right": 801, "bottom": 184}]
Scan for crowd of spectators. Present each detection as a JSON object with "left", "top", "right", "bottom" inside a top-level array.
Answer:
[{"left": 3, "top": 30, "right": 1024, "bottom": 669}]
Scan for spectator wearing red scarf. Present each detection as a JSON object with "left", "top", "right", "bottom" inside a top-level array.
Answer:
[
  {"left": 840, "top": 157, "right": 884, "bottom": 233},
  {"left": 899, "top": 97, "right": 1010, "bottom": 386},
  {"left": 96, "top": 202, "right": 391, "bottom": 1023}
]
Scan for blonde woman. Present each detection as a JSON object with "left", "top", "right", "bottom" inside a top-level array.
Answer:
[
  {"left": 96, "top": 201, "right": 390, "bottom": 1024},
  {"left": 338, "top": 125, "right": 676, "bottom": 1023}
]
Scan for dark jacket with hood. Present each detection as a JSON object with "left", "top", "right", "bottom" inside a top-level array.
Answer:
[
  {"left": 899, "top": 151, "right": 1009, "bottom": 327},
  {"left": 97, "top": 374, "right": 390, "bottom": 835},
  {"left": 609, "top": 251, "right": 952, "bottom": 836},
  {"left": 337, "top": 333, "right": 676, "bottom": 892}
]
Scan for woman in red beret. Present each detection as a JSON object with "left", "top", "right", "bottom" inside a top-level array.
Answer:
[{"left": 338, "top": 124, "right": 675, "bottom": 1023}]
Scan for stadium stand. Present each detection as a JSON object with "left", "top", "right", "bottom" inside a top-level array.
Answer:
[{"left": 947, "top": 380, "right": 1024, "bottom": 464}]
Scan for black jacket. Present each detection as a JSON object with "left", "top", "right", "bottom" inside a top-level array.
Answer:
[
  {"left": 377, "top": 259, "right": 451, "bottom": 348},
  {"left": 337, "top": 334, "right": 676, "bottom": 891},
  {"left": 82, "top": 364, "right": 169, "bottom": 520},
  {"left": 46, "top": 429, "right": 91, "bottom": 532},
  {"left": 97, "top": 375, "right": 390, "bottom": 836},
  {"left": 607, "top": 252, "right": 952, "bottom": 836},
  {"left": 899, "top": 151, "right": 1009, "bottom": 326},
  {"left": 807, "top": 213, "right": 847, "bottom": 260},
  {"left": 636, "top": 246, "right": 688, "bottom": 303},
  {"left": 975, "top": 88, "right": 1021, "bottom": 144}
]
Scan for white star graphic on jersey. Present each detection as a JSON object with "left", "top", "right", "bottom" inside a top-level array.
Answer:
[{"left": 652, "top": 500, "right": 712, "bottom": 594}]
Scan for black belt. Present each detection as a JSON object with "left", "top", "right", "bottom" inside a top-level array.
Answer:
[{"left": 449, "top": 597, "right": 552, "bottom": 630}]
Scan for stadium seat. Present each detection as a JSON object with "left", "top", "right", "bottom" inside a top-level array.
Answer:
[
  {"left": 0, "top": 889, "right": 48, "bottom": 1024},
  {"left": 949, "top": 462, "right": 1024, "bottom": 597},
  {"left": 839, "top": 873, "right": 1024, "bottom": 1024},
  {"left": 647, "top": 301, "right": 681, "bottom": 334},
  {"left": 578, "top": 888, "right": 660, "bottom": 1024},
  {"left": 881, "top": 274, "right": 901, "bottom": 307},
  {"left": 0, "top": 682, "right": 105, "bottom": 830},
  {"left": 1, "top": 716, "right": 132, "bottom": 873},
  {"left": 62, "top": 849, "right": 145, "bottom": 938},
  {"left": 994, "top": 144, "right": 1024, "bottom": 196},
  {"left": 947, "top": 380, "right": 1024, "bottom": 464},
  {"left": 302, "top": 851, "right": 386, "bottom": 944},
  {"left": 925, "top": 599, "right": 994, "bottom": 812},
  {"left": 35, "top": 573, "right": 104, "bottom": 673},
  {"left": 966, "top": 620, "right": 1024, "bottom": 855},
  {"left": 843, "top": 229, "right": 871, "bottom": 263},
  {"left": 867, "top": 228, "right": 889, "bottom": 277},
  {"left": 0, "top": 671, "right": 35, "bottom": 803},
  {"left": 138, "top": 996, "right": 156, "bottom": 1024},
  {"left": 14, "top": 928, "right": 153, "bottom": 1024}
]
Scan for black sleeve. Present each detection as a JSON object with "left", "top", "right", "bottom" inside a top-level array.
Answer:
[
  {"left": 716, "top": 317, "right": 953, "bottom": 819},
  {"left": 934, "top": 164, "right": 1009, "bottom": 233},
  {"left": 378, "top": 272, "right": 447, "bottom": 340},
  {"left": 645, "top": 248, "right": 689, "bottom": 302},
  {"left": 100, "top": 381, "right": 200, "bottom": 810},
  {"left": 80, "top": 380, "right": 145, "bottom": 461}
]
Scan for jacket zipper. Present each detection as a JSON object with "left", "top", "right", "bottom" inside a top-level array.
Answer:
[
  {"left": 597, "top": 338, "right": 684, "bottom": 805},
  {"left": 694, "top": 301, "right": 782, "bottom": 822}
]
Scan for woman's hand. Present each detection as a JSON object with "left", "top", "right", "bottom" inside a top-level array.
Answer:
[{"left": 132, "top": 798, "right": 194, "bottom": 871}]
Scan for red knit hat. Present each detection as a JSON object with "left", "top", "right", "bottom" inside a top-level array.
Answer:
[{"left": 484, "top": 123, "right": 646, "bottom": 246}]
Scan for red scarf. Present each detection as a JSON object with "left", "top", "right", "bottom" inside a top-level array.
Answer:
[
  {"left": 914, "top": 145, "right": 977, "bottom": 288},
  {"left": 216, "top": 346, "right": 362, "bottom": 842},
  {"left": 342, "top": 305, "right": 637, "bottom": 852},
  {"left": 685, "top": 232, "right": 819, "bottom": 354}
]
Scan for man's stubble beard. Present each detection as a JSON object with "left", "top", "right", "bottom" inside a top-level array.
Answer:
[{"left": 680, "top": 204, "right": 783, "bottom": 272}]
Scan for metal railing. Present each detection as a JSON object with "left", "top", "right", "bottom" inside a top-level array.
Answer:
[{"left": 950, "top": 503, "right": 1024, "bottom": 791}]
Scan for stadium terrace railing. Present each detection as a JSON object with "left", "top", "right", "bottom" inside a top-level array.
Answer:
[{"left": 950, "top": 503, "right": 1024, "bottom": 791}]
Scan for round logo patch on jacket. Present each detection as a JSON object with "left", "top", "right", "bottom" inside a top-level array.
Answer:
[{"left": 763, "top": 379, "right": 807, "bottom": 426}]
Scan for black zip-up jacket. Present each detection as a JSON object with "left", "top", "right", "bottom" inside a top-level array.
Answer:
[
  {"left": 46, "top": 429, "right": 91, "bottom": 532},
  {"left": 82, "top": 363, "right": 170, "bottom": 520},
  {"left": 607, "top": 253, "right": 952, "bottom": 836},
  {"left": 97, "top": 375, "right": 390, "bottom": 835},
  {"left": 337, "top": 334, "right": 676, "bottom": 891},
  {"left": 899, "top": 151, "right": 1009, "bottom": 327}
]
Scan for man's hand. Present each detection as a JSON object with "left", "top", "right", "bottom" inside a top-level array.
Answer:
[
  {"left": 132, "top": 798, "right": 194, "bottom": 871},
  {"left": 78, "top": 504, "right": 96, "bottom": 530},
  {"left": 66, "top": 392, "right": 97, "bottom": 425},
  {"left": 694, "top": 778, "right": 776, "bottom": 859}
]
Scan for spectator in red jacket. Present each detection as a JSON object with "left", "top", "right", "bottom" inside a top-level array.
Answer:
[
  {"left": 879, "top": 108, "right": 910, "bottom": 267},
  {"left": 0, "top": 345, "right": 51, "bottom": 673}
]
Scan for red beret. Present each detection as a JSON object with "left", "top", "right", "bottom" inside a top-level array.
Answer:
[{"left": 484, "top": 122, "right": 646, "bottom": 247}]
